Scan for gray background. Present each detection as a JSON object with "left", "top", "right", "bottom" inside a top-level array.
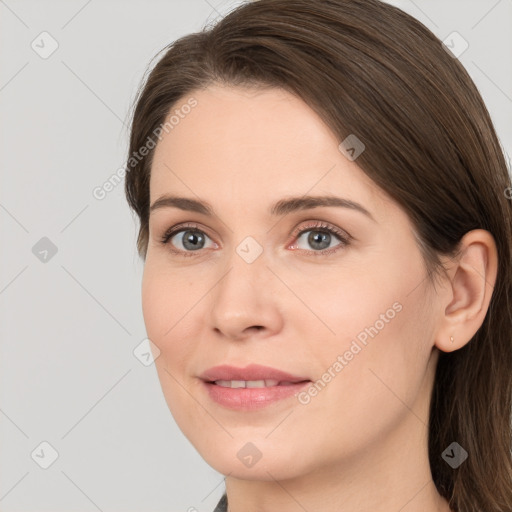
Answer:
[{"left": 0, "top": 0, "right": 510, "bottom": 511}]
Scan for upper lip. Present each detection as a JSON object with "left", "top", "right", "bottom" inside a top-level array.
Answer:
[{"left": 199, "top": 364, "right": 310, "bottom": 383}]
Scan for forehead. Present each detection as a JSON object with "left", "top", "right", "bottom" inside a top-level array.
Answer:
[{"left": 149, "top": 84, "right": 388, "bottom": 216}]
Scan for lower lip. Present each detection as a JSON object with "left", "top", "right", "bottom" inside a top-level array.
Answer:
[{"left": 201, "top": 380, "right": 311, "bottom": 410}]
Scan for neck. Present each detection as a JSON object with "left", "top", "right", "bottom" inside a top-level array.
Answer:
[{"left": 224, "top": 417, "right": 451, "bottom": 512}]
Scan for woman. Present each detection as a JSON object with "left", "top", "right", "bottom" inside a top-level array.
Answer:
[{"left": 124, "top": 0, "right": 512, "bottom": 510}]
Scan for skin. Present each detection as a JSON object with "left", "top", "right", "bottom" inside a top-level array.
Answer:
[{"left": 142, "top": 84, "right": 498, "bottom": 512}]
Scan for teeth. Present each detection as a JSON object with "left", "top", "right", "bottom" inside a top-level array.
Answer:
[
  {"left": 214, "top": 379, "right": 280, "bottom": 388},
  {"left": 246, "top": 380, "right": 269, "bottom": 388}
]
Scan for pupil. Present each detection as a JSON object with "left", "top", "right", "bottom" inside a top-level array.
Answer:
[
  {"left": 309, "top": 231, "right": 330, "bottom": 250},
  {"left": 183, "top": 230, "right": 204, "bottom": 250}
]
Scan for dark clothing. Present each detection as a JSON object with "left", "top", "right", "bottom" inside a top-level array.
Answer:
[{"left": 213, "top": 493, "right": 228, "bottom": 512}]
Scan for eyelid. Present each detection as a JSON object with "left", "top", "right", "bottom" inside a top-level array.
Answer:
[
  {"left": 160, "top": 222, "right": 210, "bottom": 243},
  {"left": 289, "top": 220, "right": 352, "bottom": 243}
]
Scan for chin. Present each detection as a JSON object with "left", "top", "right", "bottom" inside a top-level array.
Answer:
[
  {"left": 205, "top": 453, "right": 304, "bottom": 481},
  {"left": 190, "top": 435, "right": 313, "bottom": 481}
]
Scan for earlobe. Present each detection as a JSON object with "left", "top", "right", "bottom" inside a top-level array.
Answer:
[{"left": 433, "top": 229, "right": 498, "bottom": 353}]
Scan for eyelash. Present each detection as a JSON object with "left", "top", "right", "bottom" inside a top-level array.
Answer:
[{"left": 159, "top": 221, "right": 352, "bottom": 258}]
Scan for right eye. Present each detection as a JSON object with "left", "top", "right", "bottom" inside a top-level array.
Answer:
[{"left": 160, "top": 223, "right": 217, "bottom": 256}]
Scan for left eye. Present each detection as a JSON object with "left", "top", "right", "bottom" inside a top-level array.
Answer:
[{"left": 292, "top": 227, "right": 349, "bottom": 253}]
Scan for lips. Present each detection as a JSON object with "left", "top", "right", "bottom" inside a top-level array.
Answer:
[
  {"left": 199, "top": 363, "right": 310, "bottom": 385},
  {"left": 198, "top": 364, "right": 312, "bottom": 410}
]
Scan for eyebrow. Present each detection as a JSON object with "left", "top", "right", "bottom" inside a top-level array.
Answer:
[{"left": 149, "top": 194, "right": 376, "bottom": 221}]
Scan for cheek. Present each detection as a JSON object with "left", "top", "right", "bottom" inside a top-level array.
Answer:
[
  {"left": 141, "top": 266, "right": 201, "bottom": 423},
  {"left": 141, "top": 269, "right": 168, "bottom": 341},
  {"left": 306, "top": 260, "right": 433, "bottom": 436},
  {"left": 141, "top": 260, "right": 191, "bottom": 337},
  {"left": 141, "top": 265, "right": 194, "bottom": 369}
]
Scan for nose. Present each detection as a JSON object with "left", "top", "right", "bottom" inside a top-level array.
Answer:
[{"left": 208, "top": 246, "right": 284, "bottom": 341}]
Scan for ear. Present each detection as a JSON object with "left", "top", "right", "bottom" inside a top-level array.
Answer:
[{"left": 433, "top": 229, "right": 498, "bottom": 353}]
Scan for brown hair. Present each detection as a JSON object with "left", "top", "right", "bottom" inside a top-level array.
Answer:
[{"left": 124, "top": 0, "right": 512, "bottom": 510}]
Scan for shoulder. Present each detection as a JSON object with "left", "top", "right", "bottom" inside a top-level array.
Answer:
[{"left": 212, "top": 493, "right": 227, "bottom": 512}]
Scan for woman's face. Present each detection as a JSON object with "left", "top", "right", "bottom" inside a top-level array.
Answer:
[{"left": 142, "top": 84, "right": 442, "bottom": 480}]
